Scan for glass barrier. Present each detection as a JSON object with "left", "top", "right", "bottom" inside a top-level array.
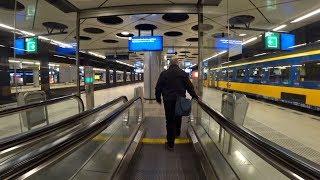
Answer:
[
  {"left": 23, "top": 99, "right": 143, "bottom": 179},
  {"left": 200, "top": 0, "right": 320, "bottom": 166},
  {"left": 191, "top": 100, "right": 290, "bottom": 179},
  {"left": 0, "top": 96, "right": 83, "bottom": 138}
]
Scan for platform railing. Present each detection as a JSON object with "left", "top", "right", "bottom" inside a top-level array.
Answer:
[
  {"left": 192, "top": 98, "right": 320, "bottom": 180},
  {"left": 0, "top": 96, "right": 142, "bottom": 179},
  {"left": 0, "top": 96, "right": 128, "bottom": 157}
]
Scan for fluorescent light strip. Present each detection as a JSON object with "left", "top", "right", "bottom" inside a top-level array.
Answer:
[
  {"left": 289, "top": 43, "right": 306, "bottom": 49},
  {"left": 272, "top": 24, "right": 287, "bottom": 31},
  {"left": 93, "top": 68, "right": 106, "bottom": 71},
  {"left": 291, "top": 8, "right": 320, "bottom": 23},
  {"left": 203, "top": 50, "right": 227, "bottom": 62},
  {"left": 254, "top": 53, "right": 268, "bottom": 57},
  {"left": 0, "top": 23, "right": 73, "bottom": 49},
  {"left": 116, "top": 60, "right": 134, "bottom": 67},
  {"left": 242, "top": 37, "right": 258, "bottom": 45},
  {"left": 88, "top": 51, "right": 106, "bottom": 59},
  {"left": 53, "top": 55, "right": 66, "bottom": 58}
]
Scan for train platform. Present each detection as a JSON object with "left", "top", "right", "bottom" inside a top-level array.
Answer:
[
  {"left": 203, "top": 87, "right": 320, "bottom": 164},
  {"left": 1, "top": 86, "right": 318, "bottom": 180}
]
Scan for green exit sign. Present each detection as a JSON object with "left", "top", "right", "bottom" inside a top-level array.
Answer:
[
  {"left": 264, "top": 32, "right": 280, "bottom": 49},
  {"left": 25, "top": 37, "right": 38, "bottom": 53}
]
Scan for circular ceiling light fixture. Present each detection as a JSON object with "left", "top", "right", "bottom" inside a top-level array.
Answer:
[
  {"left": 191, "top": 24, "right": 213, "bottom": 32},
  {"left": 121, "top": 31, "right": 130, "bottom": 35},
  {"left": 103, "top": 39, "right": 119, "bottom": 43},
  {"left": 97, "top": 16, "right": 124, "bottom": 25},
  {"left": 164, "top": 31, "right": 183, "bottom": 37},
  {"left": 135, "top": 24, "right": 157, "bottom": 31},
  {"left": 83, "top": 27, "right": 104, "bottom": 34},
  {"left": 186, "top": 38, "right": 198, "bottom": 42},
  {"left": 74, "top": 36, "right": 92, "bottom": 40},
  {"left": 116, "top": 32, "right": 134, "bottom": 38},
  {"left": 162, "top": 13, "right": 190, "bottom": 23}
]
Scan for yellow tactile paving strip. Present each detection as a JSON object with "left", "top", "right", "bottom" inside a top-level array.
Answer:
[{"left": 92, "top": 134, "right": 191, "bottom": 144}]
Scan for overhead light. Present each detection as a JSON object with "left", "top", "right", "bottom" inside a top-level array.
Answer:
[
  {"left": 254, "top": 53, "right": 268, "bottom": 57},
  {"left": 88, "top": 51, "right": 106, "bottom": 59},
  {"left": 116, "top": 60, "right": 134, "bottom": 67},
  {"left": 289, "top": 43, "right": 306, "bottom": 49},
  {"left": 93, "top": 68, "right": 106, "bottom": 71},
  {"left": 242, "top": 37, "right": 258, "bottom": 45},
  {"left": 0, "top": 44, "right": 5, "bottom": 47},
  {"left": 0, "top": 23, "right": 14, "bottom": 30},
  {"left": 121, "top": 31, "right": 130, "bottom": 35},
  {"left": 20, "top": 30, "right": 35, "bottom": 36},
  {"left": 239, "top": 34, "right": 247, "bottom": 37},
  {"left": 8, "top": 60, "right": 20, "bottom": 63},
  {"left": 53, "top": 54, "right": 66, "bottom": 58},
  {"left": 203, "top": 50, "right": 227, "bottom": 62},
  {"left": 272, "top": 24, "right": 287, "bottom": 31},
  {"left": 39, "top": 36, "right": 50, "bottom": 41},
  {"left": 291, "top": 8, "right": 320, "bottom": 23}
]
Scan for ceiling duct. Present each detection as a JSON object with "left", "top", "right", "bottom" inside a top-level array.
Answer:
[
  {"left": 45, "top": 0, "right": 78, "bottom": 13},
  {"left": 201, "top": 0, "right": 222, "bottom": 6}
]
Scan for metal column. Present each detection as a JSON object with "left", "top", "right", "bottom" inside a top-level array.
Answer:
[{"left": 143, "top": 51, "right": 161, "bottom": 100}]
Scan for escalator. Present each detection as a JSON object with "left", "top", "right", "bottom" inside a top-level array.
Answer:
[{"left": 0, "top": 94, "right": 319, "bottom": 180}]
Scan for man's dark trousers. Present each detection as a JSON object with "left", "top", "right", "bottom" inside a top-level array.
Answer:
[{"left": 163, "top": 99, "right": 182, "bottom": 146}]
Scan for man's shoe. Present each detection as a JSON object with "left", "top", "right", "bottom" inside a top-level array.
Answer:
[{"left": 165, "top": 142, "right": 174, "bottom": 151}]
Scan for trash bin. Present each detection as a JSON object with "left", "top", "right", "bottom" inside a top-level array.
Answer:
[
  {"left": 17, "top": 91, "right": 48, "bottom": 130},
  {"left": 221, "top": 92, "right": 249, "bottom": 154},
  {"left": 221, "top": 92, "right": 249, "bottom": 126}
]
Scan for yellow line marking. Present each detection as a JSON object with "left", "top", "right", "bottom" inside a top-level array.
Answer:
[
  {"left": 92, "top": 134, "right": 191, "bottom": 144},
  {"left": 142, "top": 138, "right": 191, "bottom": 144}
]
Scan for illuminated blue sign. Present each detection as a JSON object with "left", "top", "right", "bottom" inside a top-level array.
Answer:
[
  {"left": 15, "top": 38, "right": 25, "bottom": 55},
  {"left": 281, "top": 33, "right": 295, "bottom": 50},
  {"left": 215, "top": 38, "right": 242, "bottom": 50},
  {"left": 56, "top": 46, "right": 76, "bottom": 55},
  {"left": 129, "top": 36, "right": 163, "bottom": 52}
]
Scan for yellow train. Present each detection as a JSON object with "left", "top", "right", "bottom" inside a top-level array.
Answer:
[{"left": 205, "top": 48, "right": 320, "bottom": 110}]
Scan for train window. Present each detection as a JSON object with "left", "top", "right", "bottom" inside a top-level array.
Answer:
[
  {"left": 269, "top": 66, "right": 290, "bottom": 83},
  {"left": 250, "top": 67, "right": 263, "bottom": 78},
  {"left": 300, "top": 61, "right": 320, "bottom": 82},
  {"left": 236, "top": 69, "right": 246, "bottom": 78}
]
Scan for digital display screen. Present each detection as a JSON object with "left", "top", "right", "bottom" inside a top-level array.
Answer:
[
  {"left": 281, "top": 33, "right": 295, "bottom": 50},
  {"left": 15, "top": 38, "right": 25, "bottom": 55},
  {"left": 56, "top": 46, "right": 75, "bottom": 55},
  {"left": 128, "top": 36, "right": 163, "bottom": 52},
  {"left": 214, "top": 38, "right": 242, "bottom": 50}
]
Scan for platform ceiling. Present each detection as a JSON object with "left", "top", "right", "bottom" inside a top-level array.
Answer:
[{"left": 1, "top": 0, "right": 320, "bottom": 65}]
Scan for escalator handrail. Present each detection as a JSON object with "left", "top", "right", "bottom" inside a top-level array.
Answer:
[
  {"left": 0, "top": 96, "right": 128, "bottom": 153},
  {"left": 0, "top": 94, "right": 85, "bottom": 118},
  {"left": 0, "top": 96, "right": 140, "bottom": 179},
  {"left": 195, "top": 98, "right": 320, "bottom": 180}
]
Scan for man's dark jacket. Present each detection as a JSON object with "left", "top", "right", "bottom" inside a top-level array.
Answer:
[{"left": 155, "top": 64, "right": 198, "bottom": 102}]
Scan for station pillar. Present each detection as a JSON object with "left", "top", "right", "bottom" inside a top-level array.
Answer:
[
  {"left": 143, "top": 51, "right": 162, "bottom": 100},
  {"left": 0, "top": 47, "right": 11, "bottom": 98},
  {"left": 105, "top": 68, "right": 110, "bottom": 85},
  {"left": 113, "top": 70, "right": 117, "bottom": 85},
  {"left": 33, "top": 68, "right": 40, "bottom": 87},
  {"left": 123, "top": 70, "right": 127, "bottom": 83},
  {"left": 40, "top": 57, "right": 50, "bottom": 94}
]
